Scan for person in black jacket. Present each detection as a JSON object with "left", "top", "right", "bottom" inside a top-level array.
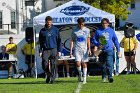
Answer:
[
  {"left": 0, "top": 45, "right": 9, "bottom": 60},
  {"left": 39, "top": 16, "right": 61, "bottom": 84}
]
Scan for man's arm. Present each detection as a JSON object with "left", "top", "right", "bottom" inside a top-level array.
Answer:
[
  {"left": 39, "top": 30, "right": 43, "bottom": 53},
  {"left": 87, "top": 37, "right": 91, "bottom": 55},
  {"left": 112, "top": 31, "right": 121, "bottom": 57},
  {"left": 112, "top": 31, "right": 120, "bottom": 53},
  {"left": 92, "top": 31, "right": 100, "bottom": 47},
  {"left": 70, "top": 38, "right": 74, "bottom": 57}
]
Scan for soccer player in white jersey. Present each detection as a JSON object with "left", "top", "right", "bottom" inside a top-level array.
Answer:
[{"left": 70, "top": 17, "right": 91, "bottom": 84}]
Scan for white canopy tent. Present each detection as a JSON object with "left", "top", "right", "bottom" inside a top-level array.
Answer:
[
  {"left": 33, "top": 0, "right": 115, "bottom": 26},
  {"left": 33, "top": 0, "right": 140, "bottom": 78}
]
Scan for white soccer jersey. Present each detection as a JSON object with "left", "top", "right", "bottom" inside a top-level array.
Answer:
[{"left": 71, "top": 26, "right": 90, "bottom": 51}]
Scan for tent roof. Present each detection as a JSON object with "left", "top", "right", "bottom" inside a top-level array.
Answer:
[{"left": 33, "top": 0, "right": 115, "bottom": 25}]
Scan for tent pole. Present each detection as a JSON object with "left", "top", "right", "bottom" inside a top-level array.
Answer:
[{"left": 33, "top": 25, "right": 38, "bottom": 79}]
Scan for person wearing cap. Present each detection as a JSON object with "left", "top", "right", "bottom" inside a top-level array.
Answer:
[
  {"left": 70, "top": 17, "right": 91, "bottom": 84},
  {"left": 39, "top": 16, "right": 61, "bottom": 84},
  {"left": 92, "top": 18, "right": 121, "bottom": 83}
]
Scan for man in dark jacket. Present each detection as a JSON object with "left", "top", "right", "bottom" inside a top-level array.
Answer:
[
  {"left": 39, "top": 16, "right": 61, "bottom": 84},
  {"left": 0, "top": 45, "right": 9, "bottom": 60},
  {"left": 0, "top": 45, "right": 13, "bottom": 78}
]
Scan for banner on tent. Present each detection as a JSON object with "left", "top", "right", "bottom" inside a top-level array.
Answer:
[{"left": 52, "top": 17, "right": 102, "bottom": 24}]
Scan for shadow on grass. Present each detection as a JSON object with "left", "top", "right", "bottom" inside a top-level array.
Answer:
[{"left": 0, "top": 79, "right": 77, "bottom": 85}]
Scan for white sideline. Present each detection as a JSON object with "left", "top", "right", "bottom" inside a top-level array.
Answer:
[{"left": 74, "top": 82, "right": 83, "bottom": 93}]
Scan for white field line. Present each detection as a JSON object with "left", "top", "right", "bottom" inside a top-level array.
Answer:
[{"left": 74, "top": 82, "right": 83, "bottom": 93}]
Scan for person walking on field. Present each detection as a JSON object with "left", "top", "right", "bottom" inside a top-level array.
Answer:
[
  {"left": 39, "top": 16, "right": 61, "bottom": 84},
  {"left": 70, "top": 17, "right": 91, "bottom": 84},
  {"left": 92, "top": 18, "right": 121, "bottom": 83}
]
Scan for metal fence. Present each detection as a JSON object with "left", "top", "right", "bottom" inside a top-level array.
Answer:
[{"left": 0, "top": 23, "right": 33, "bottom": 35}]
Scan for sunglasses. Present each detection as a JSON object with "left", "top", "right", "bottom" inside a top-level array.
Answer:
[{"left": 102, "top": 22, "right": 108, "bottom": 24}]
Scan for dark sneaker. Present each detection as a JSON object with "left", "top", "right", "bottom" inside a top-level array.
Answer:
[
  {"left": 50, "top": 80, "right": 54, "bottom": 84},
  {"left": 46, "top": 76, "right": 50, "bottom": 83},
  {"left": 109, "top": 78, "right": 113, "bottom": 83}
]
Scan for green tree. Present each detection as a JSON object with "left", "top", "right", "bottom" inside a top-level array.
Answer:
[{"left": 83, "top": 0, "right": 133, "bottom": 20}]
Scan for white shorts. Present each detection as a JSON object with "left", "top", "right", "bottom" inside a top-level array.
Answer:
[
  {"left": 75, "top": 49, "right": 88, "bottom": 62},
  {"left": 9, "top": 54, "right": 17, "bottom": 60}
]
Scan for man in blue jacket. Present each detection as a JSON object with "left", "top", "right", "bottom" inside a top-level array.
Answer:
[
  {"left": 92, "top": 18, "right": 121, "bottom": 83},
  {"left": 39, "top": 16, "right": 61, "bottom": 84}
]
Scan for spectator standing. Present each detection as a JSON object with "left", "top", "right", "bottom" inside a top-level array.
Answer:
[
  {"left": 21, "top": 41, "right": 35, "bottom": 77},
  {"left": 6, "top": 37, "right": 17, "bottom": 76},
  {"left": 120, "top": 36, "right": 138, "bottom": 74}
]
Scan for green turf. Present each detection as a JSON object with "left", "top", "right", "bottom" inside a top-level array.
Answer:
[
  {"left": 0, "top": 74, "right": 140, "bottom": 93},
  {"left": 81, "top": 74, "right": 140, "bottom": 93}
]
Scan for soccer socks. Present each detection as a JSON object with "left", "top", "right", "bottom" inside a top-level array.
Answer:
[
  {"left": 67, "top": 73, "right": 70, "bottom": 78},
  {"left": 77, "top": 66, "right": 82, "bottom": 75},
  {"left": 77, "top": 66, "right": 82, "bottom": 82},
  {"left": 83, "top": 68, "right": 87, "bottom": 83}
]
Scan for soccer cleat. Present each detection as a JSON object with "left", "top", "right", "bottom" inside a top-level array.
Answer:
[
  {"left": 134, "top": 71, "right": 137, "bottom": 74},
  {"left": 82, "top": 81, "right": 87, "bottom": 84},
  {"left": 67, "top": 73, "right": 70, "bottom": 78},
  {"left": 108, "top": 78, "right": 113, "bottom": 83},
  {"left": 116, "top": 73, "right": 119, "bottom": 76},
  {"left": 102, "top": 78, "right": 106, "bottom": 83},
  {"left": 126, "top": 71, "right": 130, "bottom": 75},
  {"left": 112, "top": 73, "right": 114, "bottom": 76},
  {"left": 8, "top": 76, "right": 12, "bottom": 79},
  {"left": 50, "top": 80, "right": 54, "bottom": 84},
  {"left": 56, "top": 74, "right": 59, "bottom": 78}
]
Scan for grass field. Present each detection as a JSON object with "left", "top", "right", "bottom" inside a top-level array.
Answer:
[{"left": 0, "top": 74, "right": 140, "bottom": 93}]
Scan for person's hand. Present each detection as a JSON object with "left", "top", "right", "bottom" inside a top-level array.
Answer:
[
  {"left": 93, "top": 46, "right": 97, "bottom": 52},
  {"left": 58, "top": 52, "right": 61, "bottom": 58},
  {"left": 88, "top": 49, "right": 92, "bottom": 56},
  {"left": 39, "top": 52, "right": 42, "bottom": 57},
  {"left": 120, "top": 42, "right": 124, "bottom": 48},
  {"left": 70, "top": 51, "right": 73, "bottom": 58},
  {"left": 117, "top": 52, "right": 122, "bottom": 58},
  {"left": 133, "top": 49, "right": 136, "bottom": 55},
  {"left": 98, "top": 44, "right": 103, "bottom": 49}
]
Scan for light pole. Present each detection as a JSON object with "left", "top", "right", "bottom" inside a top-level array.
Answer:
[
  {"left": 16, "top": 0, "right": 19, "bottom": 34},
  {"left": 25, "top": 0, "right": 35, "bottom": 27}
]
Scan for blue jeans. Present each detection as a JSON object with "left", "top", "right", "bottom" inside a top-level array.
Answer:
[{"left": 99, "top": 49, "right": 114, "bottom": 79}]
